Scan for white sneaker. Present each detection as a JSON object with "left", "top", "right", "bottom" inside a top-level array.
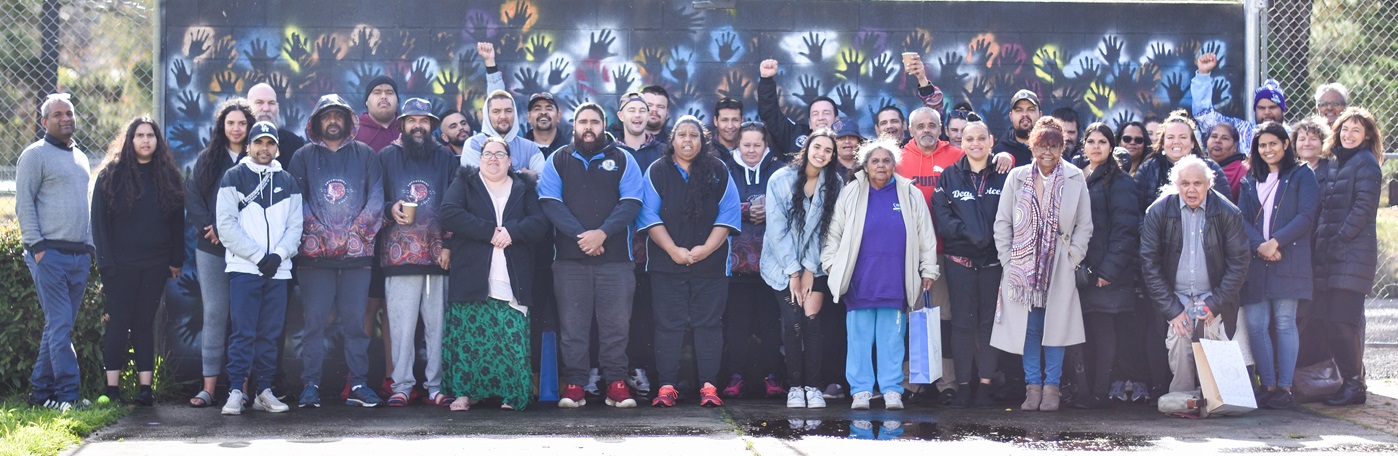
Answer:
[
  {"left": 627, "top": 368, "right": 651, "bottom": 395},
  {"left": 884, "top": 391, "right": 904, "bottom": 410},
  {"left": 786, "top": 387, "right": 806, "bottom": 408},
  {"left": 254, "top": 388, "right": 290, "bottom": 413},
  {"left": 804, "top": 386, "right": 827, "bottom": 408},
  {"left": 851, "top": 391, "right": 872, "bottom": 410},
  {"left": 584, "top": 368, "right": 601, "bottom": 396},
  {"left": 222, "top": 390, "right": 246, "bottom": 415}
]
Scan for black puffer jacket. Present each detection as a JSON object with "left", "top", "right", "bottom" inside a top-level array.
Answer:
[
  {"left": 931, "top": 154, "right": 1007, "bottom": 266},
  {"left": 1072, "top": 155, "right": 1141, "bottom": 313},
  {"left": 1312, "top": 147, "right": 1382, "bottom": 295},
  {"left": 1134, "top": 153, "right": 1230, "bottom": 212},
  {"left": 1139, "top": 190, "right": 1251, "bottom": 338}
]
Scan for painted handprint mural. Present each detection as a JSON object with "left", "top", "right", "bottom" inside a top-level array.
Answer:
[{"left": 159, "top": 0, "right": 1244, "bottom": 378}]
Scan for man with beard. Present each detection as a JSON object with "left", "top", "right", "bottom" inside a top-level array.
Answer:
[
  {"left": 524, "top": 92, "right": 570, "bottom": 157},
  {"left": 288, "top": 94, "right": 386, "bottom": 408},
  {"left": 470, "top": 42, "right": 546, "bottom": 174},
  {"left": 711, "top": 97, "right": 743, "bottom": 156},
  {"left": 375, "top": 98, "right": 458, "bottom": 407},
  {"left": 607, "top": 86, "right": 673, "bottom": 144},
  {"left": 538, "top": 103, "right": 646, "bottom": 409},
  {"left": 436, "top": 109, "right": 471, "bottom": 156},
  {"left": 248, "top": 82, "right": 306, "bottom": 168},
  {"left": 996, "top": 89, "right": 1041, "bottom": 166},
  {"left": 1050, "top": 107, "right": 1081, "bottom": 161},
  {"left": 618, "top": 92, "right": 665, "bottom": 168},
  {"left": 357, "top": 76, "right": 401, "bottom": 152}
]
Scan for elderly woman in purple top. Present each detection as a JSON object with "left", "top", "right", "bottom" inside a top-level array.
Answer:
[{"left": 820, "top": 138, "right": 939, "bottom": 411}]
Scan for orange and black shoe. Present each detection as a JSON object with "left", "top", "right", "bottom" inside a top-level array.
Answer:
[
  {"left": 699, "top": 382, "right": 724, "bottom": 407},
  {"left": 651, "top": 385, "right": 678, "bottom": 407}
]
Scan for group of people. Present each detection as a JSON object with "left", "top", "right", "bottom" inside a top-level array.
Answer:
[{"left": 16, "top": 45, "right": 1381, "bottom": 417}]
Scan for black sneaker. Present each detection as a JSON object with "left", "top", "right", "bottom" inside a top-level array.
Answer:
[
  {"left": 973, "top": 384, "right": 996, "bottom": 408},
  {"left": 1256, "top": 388, "right": 1278, "bottom": 409},
  {"left": 937, "top": 387, "right": 957, "bottom": 406},
  {"left": 27, "top": 394, "right": 49, "bottom": 408},
  {"left": 135, "top": 390, "right": 155, "bottom": 406},
  {"left": 1266, "top": 390, "right": 1295, "bottom": 409},
  {"left": 948, "top": 386, "right": 973, "bottom": 409}
]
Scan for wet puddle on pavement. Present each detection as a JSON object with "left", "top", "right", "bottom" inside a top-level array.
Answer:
[{"left": 744, "top": 419, "right": 1151, "bottom": 450}]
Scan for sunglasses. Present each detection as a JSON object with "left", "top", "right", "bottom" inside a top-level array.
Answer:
[
  {"left": 1120, "top": 135, "right": 1146, "bottom": 145},
  {"left": 740, "top": 120, "right": 765, "bottom": 128},
  {"left": 716, "top": 97, "right": 742, "bottom": 110}
]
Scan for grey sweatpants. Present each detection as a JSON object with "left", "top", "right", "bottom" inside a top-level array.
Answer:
[
  {"left": 553, "top": 260, "right": 635, "bottom": 386},
  {"left": 386, "top": 274, "right": 445, "bottom": 395},
  {"left": 197, "top": 250, "right": 230, "bottom": 377}
]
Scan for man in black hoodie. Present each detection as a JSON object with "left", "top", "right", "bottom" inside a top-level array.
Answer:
[
  {"left": 995, "top": 89, "right": 1041, "bottom": 166},
  {"left": 376, "top": 98, "right": 458, "bottom": 406},
  {"left": 538, "top": 103, "right": 645, "bottom": 409},
  {"left": 287, "top": 94, "right": 386, "bottom": 409}
]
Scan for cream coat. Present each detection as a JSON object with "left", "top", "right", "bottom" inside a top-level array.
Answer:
[
  {"left": 989, "top": 161, "right": 1093, "bottom": 353},
  {"left": 821, "top": 171, "right": 940, "bottom": 308}
]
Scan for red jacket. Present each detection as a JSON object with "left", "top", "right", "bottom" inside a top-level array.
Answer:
[{"left": 897, "top": 140, "right": 964, "bottom": 204}]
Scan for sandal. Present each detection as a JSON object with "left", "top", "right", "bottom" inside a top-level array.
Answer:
[
  {"left": 449, "top": 396, "right": 471, "bottom": 411},
  {"left": 387, "top": 391, "right": 410, "bottom": 407},
  {"left": 424, "top": 391, "right": 453, "bottom": 407},
  {"left": 189, "top": 390, "right": 213, "bottom": 408}
]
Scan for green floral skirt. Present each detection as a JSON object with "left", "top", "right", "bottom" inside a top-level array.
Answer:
[{"left": 441, "top": 299, "right": 532, "bottom": 410}]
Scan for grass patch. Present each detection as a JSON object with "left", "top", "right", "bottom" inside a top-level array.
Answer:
[{"left": 0, "top": 396, "right": 126, "bottom": 456}]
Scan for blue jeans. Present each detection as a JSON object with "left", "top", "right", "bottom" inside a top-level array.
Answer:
[
  {"left": 1245, "top": 298, "right": 1299, "bottom": 388},
  {"left": 846, "top": 308, "right": 905, "bottom": 395},
  {"left": 1023, "top": 307, "right": 1064, "bottom": 386},
  {"left": 226, "top": 273, "right": 288, "bottom": 393},
  {"left": 24, "top": 250, "right": 89, "bottom": 402}
]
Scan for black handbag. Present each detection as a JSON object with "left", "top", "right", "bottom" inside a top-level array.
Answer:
[
  {"left": 1075, "top": 264, "right": 1094, "bottom": 288},
  {"left": 1292, "top": 358, "right": 1343, "bottom": 403}
]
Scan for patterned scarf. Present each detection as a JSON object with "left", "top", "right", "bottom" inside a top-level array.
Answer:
[{"left": 1004, "top": 161, "right": 1065, "bottom": 308}]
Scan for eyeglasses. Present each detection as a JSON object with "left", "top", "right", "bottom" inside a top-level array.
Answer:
[
  {"left": 1317, "top": 101, "right": 1346, "bottom": 109},
  {"left": 1120, "top": 135, "right": 1146, "bottom": 145},
  {"left": 481, "top": 151, "right": 510, "bottom": 159},
  {"left": 740, "top": 120, "right": 765, "bottom": 128}
]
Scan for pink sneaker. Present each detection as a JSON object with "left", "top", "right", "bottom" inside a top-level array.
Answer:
[
  {"left": 764, "top": 374, "right": 784, "bottom": 397},
  {"left": 722, "top": 373, "right": 743, "bottom": 398}
]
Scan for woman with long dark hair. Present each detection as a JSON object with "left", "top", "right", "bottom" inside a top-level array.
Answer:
[
  {"left": 761, "top": 128, "right": 843, "bottom": 408},
  {"left": 1068, "top": 122, "right": 1141, "bottom": 408},
  {"left": 1312, "top": 107, "right": 1383, "bottom": 406},
  {"left": 92, "top": 116, "right": 185, "bottom": 405},
  {"left": 185, "top": 98, "right": 253, "bottom": 407},
  {"left": 1116, "top": 121, "right": 1151, "bottom": 173},
  {"left": 990, "top": 117, "right": 1092, "bottom": 413},
  {"left": 1238, "top": 121, "right": 1320, "bottom": 409},
  {"left": 638, "top": 116, "right": 742, "bottom": 408}
]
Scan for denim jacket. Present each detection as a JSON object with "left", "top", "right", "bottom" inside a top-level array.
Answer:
[{"left": 760, "top": 165, "right": 841, "bottom": 290}]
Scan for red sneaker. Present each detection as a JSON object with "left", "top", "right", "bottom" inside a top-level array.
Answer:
[
  {"left": 763, "top": 374, "right": 784, "bottom": 397},
  {"left": 339, "top": 374, "right": 351, "bottom": 401},
  {"left": 700, "top": 382, "right": 724, "bottom": 407},
  {"left": 558, "top": 384, "right": 587, "bottom": 408},
  {"left": 605, "top": 380, "right": 637, "bottom": 408},
  {"left": 651, "top": 385, "right": 678, "bottom": 407},
  {"left": 380, "top": 378, "right": 394, "bottom": 397},
  {"left": 722, "top": 373, "right": 743, "bottom": 398}
]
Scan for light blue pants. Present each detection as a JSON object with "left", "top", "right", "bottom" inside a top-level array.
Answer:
[{"left": 846, "top": 308, "right": 905, "bottom": 395}]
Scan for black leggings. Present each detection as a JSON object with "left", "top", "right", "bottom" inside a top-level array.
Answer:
[
  {"left": 773, "top": 280, "right": 827, "bottom": 388},
  {"left": 102, "top": 266, "right": 167, "bottom": 373},
  {"left": 946, "top": 262, "right": 1000, "bottom": 383},
  {"left": 1080, "top": 312, "right": 1130, "bottom": 397}
]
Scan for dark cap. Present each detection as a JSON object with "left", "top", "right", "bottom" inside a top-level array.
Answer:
[
  {"left": 250, "top": 121, "right": 279, "bottom": 143},
  {"left": 831, "top": 116, "right": 861, "bottom": 138},
  {"left": 398, "top": 97, "right": 438, "bottom": 121},
  {"left": 1011, "top": 89, "right": 1040, "bottom": 108},
  {"left": 363, "top": 75, "right": 399, "bottom": 104},
  {"left": 528, "top": 92, "right": 557, "bottom": 109}
]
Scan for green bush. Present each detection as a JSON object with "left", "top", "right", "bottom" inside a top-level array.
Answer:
[{"left": 0, "top": 221, "right": 120, "bottom": 399}]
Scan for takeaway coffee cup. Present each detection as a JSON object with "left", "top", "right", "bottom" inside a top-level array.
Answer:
[
  {"left": 902, "top": 52, "right": 920, "bottom": 73},
  {"left": 401, "top": 201, "right": 418, "bottom": 224}
]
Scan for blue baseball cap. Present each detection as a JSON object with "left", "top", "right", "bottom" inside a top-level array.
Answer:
[{"left": 250, "top": 121, "right": 278, "bottom": 143}]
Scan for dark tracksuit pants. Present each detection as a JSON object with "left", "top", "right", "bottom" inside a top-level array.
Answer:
[
  {"left": 227, "top": 272, "right": 288, "bottom": 393},
  {"left": 946, "top": 261, "right": 1001, "bottom": 383},
  {"left": 554, "top": 260, "right": 635, "bottom": 386},
  {"left": 651, "top": 272, "right": 728, "bottom": 388}
]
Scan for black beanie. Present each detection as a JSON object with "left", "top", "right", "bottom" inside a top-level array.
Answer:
[{"left": 363, "top": 75, "right": 399, "bottom": 104}]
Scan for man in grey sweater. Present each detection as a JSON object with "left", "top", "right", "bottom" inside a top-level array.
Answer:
[{"left": 16, "top": 93, "right": 93, "bottom": 411}]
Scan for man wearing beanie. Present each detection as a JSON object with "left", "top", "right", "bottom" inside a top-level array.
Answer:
[
  {"left": 358, "top": 75, "right": 401, "bottom": 152},
  {"left": 1192, "top": 52, "right": 1287, "bottom": 155}
]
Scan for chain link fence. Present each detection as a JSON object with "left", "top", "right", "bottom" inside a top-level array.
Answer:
[
  {"left": 1265, "top": 0, "right": 1398, "bottom": 298},
  {"left": 0, "top": 0, "right": 154, "bottom": 218}
]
